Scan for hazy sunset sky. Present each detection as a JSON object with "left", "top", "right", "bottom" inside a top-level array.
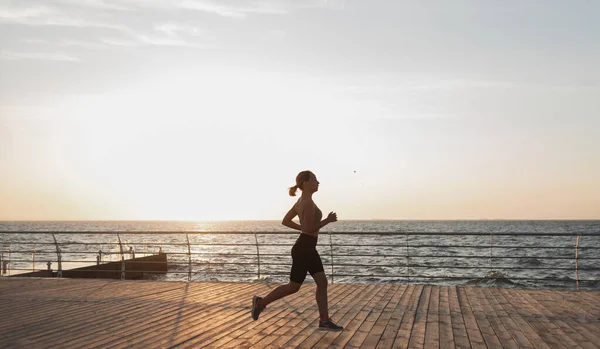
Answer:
[{"left": 1, "top": 0, "right": 599, "bottom": 221}]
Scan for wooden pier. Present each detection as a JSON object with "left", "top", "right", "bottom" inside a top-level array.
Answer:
[{"left": 0, "top": 279, "right": 598, "bottom": 348}]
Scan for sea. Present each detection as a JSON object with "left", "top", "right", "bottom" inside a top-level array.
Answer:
[{"left": 1, "top": 220, "right": 599, "bottom": 290}]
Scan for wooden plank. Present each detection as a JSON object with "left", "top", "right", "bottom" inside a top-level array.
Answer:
[
  {"left": 482, "top": 288, "right": 536, "bottom": 349},
  {"left": 1, "top": 279, "right": 599, "bottom": 349},
  {"left": 424, "top": 285, "right": 440, "bottom": 349},
  {"left": 491, "top": 288, "right": 552, "bottom": 349},
  {"left": 325, "top": 284, "right": 396, "bottom": 349},
  {"left": 342, "top": 284, "right": 398, "bottom": 349},
  {"left": 26, "top": 282, "right": 210, "bottom": 348},
  {"left": 246, "top": 284, "right": 365, "bottom": 348},
  {"left": 216, "top": 283, "right": 350, "bottom": 348},
  {"left": 456, "top": 287, "right": 486, "bottom": 348},
  {"left": 517, "top": 289, "right": 599, "bottom": 349},
  {"left": 35, "top": 282, "right": 225, "bottom": 348},
  {"left": 0, "top": 279, "right": 118, "bottom": 329},
  {"left": 208, "top": 297, "right": 312, "bottom": 348},
  {"left": 447, "top": 286, "right": 470, "bottom": 349},
  {"left": 0, "top": 281, "right": 183, "bottom": 346},
  {"left": 148, "top": 283, "right": 274, "bottom": 349},
  {"left": 258, "top": 284, "right": 376, "bottom": 349},
  {"left": 406, "top": 285, "right": 431, "bottom": 349},
  {"left": 438, "top": 287, "right": 455, "bottom": 349},
  {"left": 294, "top": 284, "right": 374, "bottom": 349},
  {"left": 392, "top": 284, "right": 424, "bottom": 349},
  {"left": 4, "top": 281, "right": 241, "bottom": 349},
  {"left": 463, "top": 287, "right": 505, "bottom": 349},
  {"left": 113, "top": 283, "right": 260, "bottom": 348},
  {"left": 290, "top": 283, "right": 390, "bottom": 349},
  {"left": 536, "top": 289, "right": 600, "bottom": 346},
  {"left": 515, "top": 289, "right": 585, "bottom": 349},
  {"left": 258, "top": 284, "right": 357, "bottom": 348},
  {"left": 473, "top": 287, "right": 519, "bottom": 349},
  {"left": 374, "top": 284, "right": 414, "bottom": 349},
  {"left": 258, "top": 283, "right": 363, "bottom": 349},
  {"left": 500, "top": 288, "right": 569, "bottom": 349},
  {"left": 359, "top": 285, "right": 406, "bottom": 349}
]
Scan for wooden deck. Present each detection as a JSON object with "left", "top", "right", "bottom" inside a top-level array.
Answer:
[{"left": 0, "top": 279, "right": 598, "bottom": 349}]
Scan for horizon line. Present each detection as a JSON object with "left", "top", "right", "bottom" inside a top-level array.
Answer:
[{"left": 1, "top": 218, "right": 599, "bottom": 223}]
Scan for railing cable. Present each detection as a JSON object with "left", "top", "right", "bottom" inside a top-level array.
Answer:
[{"left": 1, "top": 231, "right": 598, "bottom": 288}]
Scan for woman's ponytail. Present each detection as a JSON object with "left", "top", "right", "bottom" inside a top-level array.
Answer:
[{"left": 288, "top": 170, "right": 312, "bottom": 197}]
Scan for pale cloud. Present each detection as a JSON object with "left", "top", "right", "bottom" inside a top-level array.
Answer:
[
  {"left": 1, "top": 2, "right": 207, "bottom": 53},
  {"left": 0, "top": 3, "right": 127, "bottom": 31},
  {"left": 0, "top": 3, "right": 53, "bottom": 22},
  {"left": 57, "top": 0, "right": 134, "bottom": 11},
  {"left": 99, "top": 34, "right": 216, "bottom": 49},
  {"left": 154, "top": 22, "right": 203, "bottom": 37},
  {"left": 21, "top": 38, "right": 108, "bottom": 50},
  {"left": 179, "top": 0, "right": 344, "bottom": 18},
  {"left": 20, "top": 34, "right": 191, "bottom": 50},
  {"left": 0, "top": 50, "right": 80, "bottom": 62},
  {"left": 0, "top": 0, "right": 342, "bottom": 62},
  {"left": 99, "top": 37, "right": 141, "bottom": 47},
  {"left": 178, "top": 0, "right": 284, "bottom": 18},
  {"left": 135, "top": 35, "right": 196, "bottom": 47},
  {"left": 58, "top": 39, "right": 109, "bottom": 50}
]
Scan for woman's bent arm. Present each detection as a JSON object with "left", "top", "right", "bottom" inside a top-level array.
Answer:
[{"left": 282, "top": 207, "right": 301, "bottom": 231}]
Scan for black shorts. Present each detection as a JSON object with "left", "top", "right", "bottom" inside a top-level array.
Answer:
[{"left": 290, "top": 233, "right": 324, "bottom": 284}]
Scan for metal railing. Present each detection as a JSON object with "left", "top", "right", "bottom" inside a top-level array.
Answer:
[{"left": 0, "top": 231, "right": 599, "bottom": 289}]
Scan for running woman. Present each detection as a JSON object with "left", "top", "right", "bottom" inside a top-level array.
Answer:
[{"left": 251, "top": 170, "right": 343, "bottom": 331}]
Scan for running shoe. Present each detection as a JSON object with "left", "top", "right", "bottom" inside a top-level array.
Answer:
[
  {"left": 251, "top": 296, "right": 264, "bottom": 320},
  {"left": 318, "top": 318, "right": 343, "bottom": 331}
]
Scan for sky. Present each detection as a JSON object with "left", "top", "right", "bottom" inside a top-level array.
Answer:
[{"left": 1, "top": 0, "right": 599, "bottom": 221}]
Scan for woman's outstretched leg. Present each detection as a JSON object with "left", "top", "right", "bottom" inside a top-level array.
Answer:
[
  {"left": 262, "top": 282, "right": 301, "bottom": 306},
  {"left": 252, "top": 281, "right": 301, "bottom": 320}
]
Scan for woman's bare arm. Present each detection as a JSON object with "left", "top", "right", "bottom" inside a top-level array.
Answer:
[{"left": 282, "top": 206, "right": 301, "bottom": 231}]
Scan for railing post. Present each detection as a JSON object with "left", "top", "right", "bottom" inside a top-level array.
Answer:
[
  {"left": 406, "top": 232, "right": 410, "bottom": 283},
  {"left": 1, "top": 251, "right": 8, "bottom": 276},
  {"left": 52, "top": 234, "right": 62, "bottom": 278},
  {"left": 490, "top": 233, "right": 494, "bottom": 275},
  {"left": 117, "top": 234, "right": 125, "bottom": 280},
  {"left": 575, "top": 235, "right": 580, "bottom": 290},
  {"left": 329, "top": 232, "right": 334, "bottom": 284},
  {"left": 186, "top": 233, "right": 192, "bottom": 282},
  {"left": 254, "top": 233, "right": 261, "bottom": 280}
]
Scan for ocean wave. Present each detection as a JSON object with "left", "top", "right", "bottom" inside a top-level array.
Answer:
[{"left": 463, "top": 270, "right": 525, "bottom": 288}]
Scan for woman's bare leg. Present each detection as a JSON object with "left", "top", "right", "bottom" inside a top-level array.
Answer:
[
  {"left": 312, "top": 272, "right": 329, "bottom": 321},
  {"left": 260, "top": 281, "right": 302, "bottom": 308}
]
